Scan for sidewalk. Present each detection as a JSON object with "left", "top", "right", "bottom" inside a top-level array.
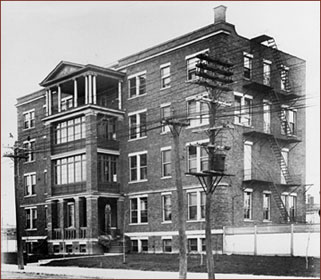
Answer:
[{"left": 2, "top": 264, "right": 319, "bottom": 279}]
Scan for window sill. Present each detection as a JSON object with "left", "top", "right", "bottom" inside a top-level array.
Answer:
[
  {"left": 244, "top": 219, "right": 253, "bottom": 222},
  {"left": 263, "top": 220, "right": 272, "bottom": 223},
  {"left": 128, "top": 136, "right": 147, "bottom": 142},
  {"left": 161, "top": 176, "right": 172, "bottom": 180},
  {"left": 24, "top": 195, "right": 37, "bottom": 198},
  {"left": 129, "top": 223, "right": 148, "bottom": 226},
  {"left": 24, "top": 161, "right": 35, "bottom": 164},
  {"left": 187, "top": 219, "right": 205, "bottom": 223},
  {"left": 186, "top": 123, "right": 209, "bottom": 130},
  {"left": 128, "top": 93, "right": 147, "bottom": 101},
  {"left": 23, "top": 127, "right": 35, "bottom": 131},
  {"left": 161, "top": 221, "right": 172, "bottom": 224},
  {"left": 25, "top": 229, "right": 37, "bottom": 231},
  {"left": 160, "top": 131, "right": 170, "bottom": 135},
  {"left": 160, "top": 86, "right": 171, "bottom": 91},
  {"left": 128, "top": 179, "right": 148, "bottom": 184}
]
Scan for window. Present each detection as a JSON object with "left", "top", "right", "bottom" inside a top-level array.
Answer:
[
  {"left": 188, "top": 191, "right": 205, "bottom": 221},
  {"left": 161, "top": 148, "right": 171, "bottom": 177},
  {"left": 80, "top": 244, "right": 86, "bottom": 253},
  {"left": 243, "top": 189, "right": 252, "bottom": 220},
  {"left": 187, "top": 141, "right": 208, "bottom": 173},
  {"left": 25, "top": 208, "right": 37, "bottom": 229},
  {"left": 98, "top": 154, "right": 117, "bottom": 183},
  {"left": 162, "top": 194, "right": 172, "bottom": 222},
  {"left": 160, "top": 64, "right": 171, "bottom": 88},
  {"left": 263, "top": 60, "right": 271, "bottom": 86},
  {"left": 280, "top": 65, "right": 290, "bottom": 91},
  {"left": 24, "top": 173, "right": 36, "bottom": 196},
  {"left": 54, "top": 154, "right": 86, "bottom": 185},
  {"left": 188, "top": 238, "right": 198, "bottom": 252},
  {"left": 67, "top": 202, "right": 75, "bottom": 228},
  {"left": 98, "top": 117, "right": 116, "bottom": 140},
  {"left": 186, "top": 50, "right": 208, "bottom": 81},
  {"left": 281, "top": 193, "right": 297, "bottom": 221},
  {"left": 163, "top": 239, "right": 172, "bottom": 252},
  {"left": 54, "top": 116, "right": 86, "bottom": 144},
  {"left": 61, "top": 96, "right": 73, "bottom": 111},
  {"left": 128, "top": 72, "right": 146, "bottom": 98},
  {"left": 131, "top": 240, "right": 138, "bottom": 252},
  {"left": 23, "top": 140, "right": 35, "bottom": 162},
  {"left": 244, "top": 142, "right": 252, "bottom": 180},
  {"left": 129, "top": 110, "right": 147, "bottom": 140},
  {"left": 263, "top": 192, "right": 271, "bottom": 221},
  {"left": 187, "top": 97, "right": 209, "bottom": 127},
  {"left": 234, "top": 93, "right": 253, "bottom": 126},
  {"left": 23, "top": 110, "right": 35, "bottom": 129},
  {"left": 281, "top": 107, "right": 297, "bottom": 135},
  {"left": 129, "top": 152, "right": 147, "bottom": 182},
  {"left": 141, "top": 240, "right": 148, "bottom": 252},
  {"left": 130, "top": 197, "right": 148, "bottom": 224},
  {"left": 243, "top": 52, "right": 253, "bottom": 79},
  {"left": 160, "top": 104, "right": 171, "bottom": 133}
]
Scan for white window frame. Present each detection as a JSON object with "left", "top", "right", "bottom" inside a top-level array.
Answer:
[
  {"left": 186, "top": 94, "right": 209, "bottom": 128},
  {"left": 280, "top": 105, "right": 297, "bottom": 136},
  {"left": 160, "top": 103, "right": 171, "bottom": 134},
  {"left": 128, "top": 71, "right": 147, "bottom": 99},
  {"left": 131, "top": 238, "right": 149, "bottom": 253},
  {"left": 23, "top": 139, "right": 35, "bottom": 163},
  {"left": 128, "top": 109, "right": 147, "bottom": 141},
  {"left": 187, "top": 189, "right": 206, "bottom": 221},
  {"left": 23, "top": 109, "right": 35, "bottom": 130},
  {"left": 160, "top": 63, "right": 171, "bottom": 89},
  {"left": 161, "top": 147, "right": 172, "bottom": 178},
  {"left": 243, "top": 141, "right": 253, "bottom": 180},
  {"left": 24, "top": 172, "right": 36, "bottom": 197},
  {"left": 161, "top": 192, "right": 172, "bottom": 223},
  {"left": 61, "top": 96, "right": 74, "bottom": 111},
  {"left": 186, "top": 139, "right": 209, "bottom": 173},
  {"left": 263, "top": 59, "right": 272, "bottom": 86},
  {"left": 128, "top": 151, "right": 148, "bottom": 183},
  {"left": 185, "top": 49, "right": 209, "bottom": 81},
  {"left": 281, "top": 192, "right": 297, "bottom": 220},
  {"left": 234, "top": 92, "right": 253, "bottom": 127},
  {"left": 243, "top": 52, "right": 253, "bottom": 79},
  {"left": 243, "top": 188, "right": 253, "bottom": 221},
  {"left": 25, "top": 207, "right": 37, "bottom": 230},
  {"left": 130, "top": 195, "right": 148, "bottom": 225},
  {"left": 263, "top": 191, "right": 271, "bottom": 222},
  {"left": 66, "top": 202, "right": 75, "bottom": 228},
  {"left": 280, "top": 65, "right": 290, "bottom": 91},
  {"left": 162, "top": 238, "right": 172, "bottom": 253}
]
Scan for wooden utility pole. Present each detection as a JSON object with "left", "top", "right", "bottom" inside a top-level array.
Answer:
[
  {"left": 4, "top": 146, "right": 27, "bottom": 270},
  {"left": 164, "top": 118, "right": 189, "bottom": 279},
  {"left": 187, "top": 53, "right": 234, "bottom": 279}
]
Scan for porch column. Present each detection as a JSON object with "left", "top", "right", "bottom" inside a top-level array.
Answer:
[
  {"left": 93, "top": 75, "right": 97, "bottom": 105},
  {"left": 58, "top": 199, "right": 66, "bottom": 239},
  {"left": 74, "top": 197, "right": 80, "bottom": 238},
  {"left": 73, "top": 79, "right": 78, "bottom": 107},
  {"left": 117, "top": 196, "right": 125, "bottom": 234},
  {"left": 48, "top": 89, "right": 52, "bottom": 115},
  {"left": 57, "top": 85, "right": 61, "bottom": 113},
  {"left": 85, "top": 75, "right": 88, "bottom": 104},
  {"left": 86, "top": 196, "right": 98, "bottom": 238},
  {"left": 88, "top": 74, "right": 93, "bottom": 104},
  {"left": 118, "top": 81, "right": 122, "bottom": 110}
]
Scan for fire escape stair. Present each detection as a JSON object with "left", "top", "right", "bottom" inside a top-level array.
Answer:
[{"left": 268, "top": 181, "right": 290, "bottom": 223}]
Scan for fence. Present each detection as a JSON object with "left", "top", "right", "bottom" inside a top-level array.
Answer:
[{"left": 223, "top": 223, "right": 320, "bottom": 257}]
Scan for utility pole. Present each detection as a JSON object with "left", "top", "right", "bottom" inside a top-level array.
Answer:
[
  {"left": 3, "top": 145, "right": 28, "bottom": 270},
  {"left": 163, "top": 116, "right": 189, "bottom": 279},
  {"left": 186, "top": 53, "right": 234, "bottom": 279}
]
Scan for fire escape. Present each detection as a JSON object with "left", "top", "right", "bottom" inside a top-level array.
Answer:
[{"left": 244, "top": 35, "right": 303, "bottom": 222}]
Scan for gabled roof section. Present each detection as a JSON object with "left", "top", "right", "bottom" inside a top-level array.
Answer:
[{"left": 40, "top": 61, "right": 85, "bottom": 86}]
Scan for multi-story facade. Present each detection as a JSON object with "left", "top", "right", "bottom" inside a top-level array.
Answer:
[{"left": 16, "top": 6, "right": 306, "bottom": 255}]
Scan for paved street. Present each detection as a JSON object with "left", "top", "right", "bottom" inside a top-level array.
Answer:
[{"left": 1, "top": 271, "right": 101, "bottom": 279}]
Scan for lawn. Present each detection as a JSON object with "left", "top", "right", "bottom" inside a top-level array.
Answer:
[{"left": 43, "top": 253, "right": 320, "bottom": 277}]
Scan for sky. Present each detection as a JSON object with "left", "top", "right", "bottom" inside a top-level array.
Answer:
[{"left": 1, "top": 1, "right": 320, "bottom": 226}]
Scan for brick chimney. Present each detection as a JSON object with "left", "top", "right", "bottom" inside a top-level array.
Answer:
[{"left": 214, "top": 5, "right": 227, "bottom": 24}]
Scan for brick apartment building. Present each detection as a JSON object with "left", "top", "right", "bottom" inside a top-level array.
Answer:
[{"left": 15, "top": 6, "right": 306, "bottom": 255}]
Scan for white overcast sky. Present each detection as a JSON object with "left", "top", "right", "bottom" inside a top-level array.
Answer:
[{"left": 1, "top": 1, "right": 320, "bottom": 226}]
